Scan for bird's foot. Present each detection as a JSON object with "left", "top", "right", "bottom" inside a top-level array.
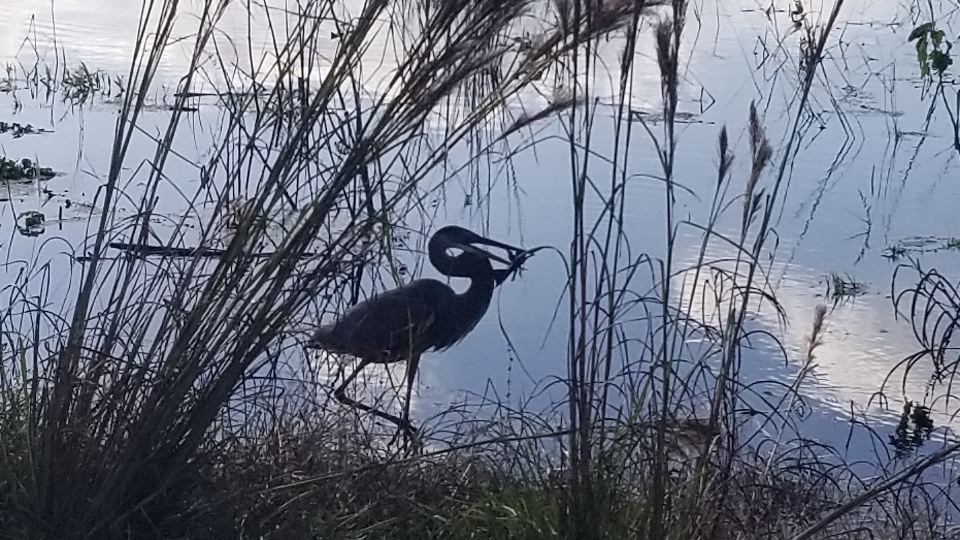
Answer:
[{"left": 388, "top": 422, "right": 421, "bottom": 451}]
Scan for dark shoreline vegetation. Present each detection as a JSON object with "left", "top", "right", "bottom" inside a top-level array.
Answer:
[{"left": 1, "top": 0, "right": 960, "bottom": 538}]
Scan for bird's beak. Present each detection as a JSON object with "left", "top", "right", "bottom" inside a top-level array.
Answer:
[
  {"left": 465, "top": 235, "right": 525, "bottom": 265},
  {"left": 458, "top": 242, "right": 513, "bottom": 265},
  {"left": 471, "top": 235, "right": 523, "bottom": 253}
]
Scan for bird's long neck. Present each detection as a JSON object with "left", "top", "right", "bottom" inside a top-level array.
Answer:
[
  {"left": 430, "top": 244, "right": 497, "bottom": 343},
  {"left": 456, "top": 270, "right": 496, "bottom": 326}
]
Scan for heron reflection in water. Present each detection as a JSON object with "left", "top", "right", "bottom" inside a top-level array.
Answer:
[{"left": 307, "top": 226, "right": 533, "bottom": 434}]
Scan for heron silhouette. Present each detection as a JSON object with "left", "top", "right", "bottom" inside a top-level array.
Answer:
[{"left": 307, "top": 226, "right": 529, "bottom": 434}]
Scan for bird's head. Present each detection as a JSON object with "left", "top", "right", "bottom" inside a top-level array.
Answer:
[{"left": 429, "top": 225, "right": 526, "bottom": 278}]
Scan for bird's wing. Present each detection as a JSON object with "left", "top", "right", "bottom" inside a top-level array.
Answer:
[{"left": 336, "top": 283, "right": 441, "bottom": 359}]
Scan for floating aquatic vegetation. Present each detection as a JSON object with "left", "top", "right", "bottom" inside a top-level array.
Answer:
[
  {"left": 16, "top": 210, "right": 45, "bottom": 237},
  {"left": 0, "top": 157, "right": 55, "bottom": 181},
  {"left": 882, "top": 236, "right": 960, "bottom": 260},
  {"left": 0, "top": 121, "right": 45, "bottom": 138}
]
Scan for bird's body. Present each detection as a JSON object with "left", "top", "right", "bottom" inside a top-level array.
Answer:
[
  {"left": 307, "top": 225, "right": 528, "bottom": 435},
  {"left": 310, "top": 275, "right": 495, "bottom": 363}
]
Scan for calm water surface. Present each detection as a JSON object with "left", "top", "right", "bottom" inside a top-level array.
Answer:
[{"left": 1, "top": 0, "right": 959, "bottom": 459}]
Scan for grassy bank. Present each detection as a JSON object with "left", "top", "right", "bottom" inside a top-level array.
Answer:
[{"left": 0, "top": 0, "right": 959, "bottom": 538}]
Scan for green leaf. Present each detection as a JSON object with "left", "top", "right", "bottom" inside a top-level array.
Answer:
[
  {"left": 909, "top": 22, "right": 935, "bottom": 41},
  {"left": 932, "top": 51, "right": 953, "bottom": 74}
]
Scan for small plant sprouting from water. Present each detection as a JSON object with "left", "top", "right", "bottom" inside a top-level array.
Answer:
[
  {"left": 909, "top": 23, "right": 953, "bottom": 87},
  {"left": 58, "top": 63, "right": 120, "bottom": 104},
  {"left": 826, "top": 272, "right": 866, "bottom": 299},
  {"left": 3, "top": 57, "right": 123, "bottom": 105},
  {"left": 883, "top": 244, "right": 908, "bottom": 260},
  {"left": 890, "top": 401, "right": 935, "bottom": 458},
  {"left": 908, "top": 19, "right": 960, "bottom": 151}
]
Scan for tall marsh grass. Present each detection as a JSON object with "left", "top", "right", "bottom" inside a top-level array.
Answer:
[{"left": 0, "top": 0, "right": 959, "bottom": 538}]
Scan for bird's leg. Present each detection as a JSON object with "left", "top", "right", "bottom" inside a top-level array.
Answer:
[
  {"left": 334, "top": 357, "right": 415, "bottom": 434},
  {"left": 388, "top": 353, "right": 422, "bottom": 448},
  {"left": 333, "top": 357, "right": 369, "bottom": 401},
  {"left": 400, "top": 353, "right": 421, "bottom": 436}
]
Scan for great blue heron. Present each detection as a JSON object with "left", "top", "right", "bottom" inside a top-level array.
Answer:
[{"left": 307, "top": 225, "right": 529, "bottom": 434}]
